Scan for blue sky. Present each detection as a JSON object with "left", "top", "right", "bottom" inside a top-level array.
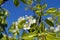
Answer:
[{"left": 2, "top": 0, "right": 60, "bottom": 30}]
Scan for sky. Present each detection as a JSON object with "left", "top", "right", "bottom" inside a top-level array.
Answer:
[{"left": 2, "top": 0, "right": 60, "bottom": 32}]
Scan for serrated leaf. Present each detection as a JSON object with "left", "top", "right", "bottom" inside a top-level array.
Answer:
[
  {"left": 46, "top": 8, "right": 57, "bottom": 13},
  {"left": 45, "top": 19, "right": 54, "bottom": 26},
  {"left": 14, "top": 0, "right": 20, "bottom": 7}
]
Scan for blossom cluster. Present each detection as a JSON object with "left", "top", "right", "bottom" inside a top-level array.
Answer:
[{"left": 12, "top": 15, "right": 36, "bottom": 31}]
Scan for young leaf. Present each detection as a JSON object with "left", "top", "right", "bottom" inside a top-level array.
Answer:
[
  {"left": 46, "top": 8, "right": 57, "bottom": 13},
  {"left": 14, "top": 0, "right": 20, "bottom": 7},
  {"left": 45, "top": 19, "right": 54, "bottom": 26},
  {"left": 42, "top": 4, "right": 47, "bottom": 9}
]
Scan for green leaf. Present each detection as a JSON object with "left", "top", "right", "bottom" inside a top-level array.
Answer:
[
  {"left": 53, "top": 12, "right": 60, "bottom": 16},
  {"left": 0, "top": 33, "right": 3, "bottom": 39},
  {"left": 21, "top": 0, "right": 27, "bottom": 4},
  {"left": 55, "top": 37, "right": 60, "bottom": 40},
  {"left": 39, "top": 22, "right": 45, "bottom": 32},
  {"left": 42, "top": 4, "right": 47, "bottom": 9},
  {"left": 46, "top": 8, "right": 57, "bottom": 13},
  {"left": 35, "top": 10, "right": 41, "bottom": 16},
  {"left": 27, "top": 0, "right": 33, "bottom": 5},
  {"left": 45, "top": 19, "right": 54, "bottom": 26},
  {"left": 46, "top": 34, "right": 55, "bottom": 40},
  {"left": 14, "top": 0, "right": 20, "bottom": 7},
  {"left": 35, "top": 4, "right": 41, "bottom": 9},
  {"left": 0, "top": 0, "right": 3, "bottom": 5},
  {"left": 22, "top": 33, "right": 37, "bottom": 39}
]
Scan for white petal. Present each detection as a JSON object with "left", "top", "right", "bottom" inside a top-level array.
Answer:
[
  {"left": 33, "top": 19, "right": 36, "bottom": 23},
  {"left": 23, "top": 26, "right": 30, "bottom": 30},
  {"left": 23, "top": 24, "right": 31, "bottom": 30}
]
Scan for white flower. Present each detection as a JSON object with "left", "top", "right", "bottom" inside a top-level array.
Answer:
[
  {"left": 18, "top": 16, "right": 25, "bottom": 22},
  {"left": 54, "top": 27, "right": 59, "bottom": 32},
  {"left": 28, "top": 19, "right": 36, "bottom": 24},
  {"left": 33, "top": 19, "right": 36, "bottom": 23},
  {"left": 50, "top": 27, "right": 54, "bottom": 30},
  {"left": 25, "top": 15, "right": 33, "bottom": 20},
  {"left": 23, "top": 22, "right": 31, "bottom": 30}
]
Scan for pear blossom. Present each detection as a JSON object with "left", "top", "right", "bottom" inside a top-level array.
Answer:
[
  {"left": 23, "top": 22, "right": 31, "bottom": 30},
  {"left": 18, "top": 16, "right": 25, "bottom": 22},
  {"left": 28, "top": 19, "right": 36, "bottom": 24}
]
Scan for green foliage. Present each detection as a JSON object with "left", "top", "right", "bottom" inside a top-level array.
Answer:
[
  {"left": 39, "top": 22, "right": 45, "bottom": 32},
  {"left": 46, "top": 8, "right": 57, "bottom": 13},
  {"left": 21, "top": 0, "right": 27, "bottom": 4},
  {"left": 45, "top": 19, "right": 54, "bottom": 26},
  {"left": 14, "top": 0, "right": 20, "bottom": 7},
  {"left": 1, "top": 0, "right": 60, "bottom": 40},
  {"left": 0, "top": 33, "right": 3, "bottom": 39}
]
